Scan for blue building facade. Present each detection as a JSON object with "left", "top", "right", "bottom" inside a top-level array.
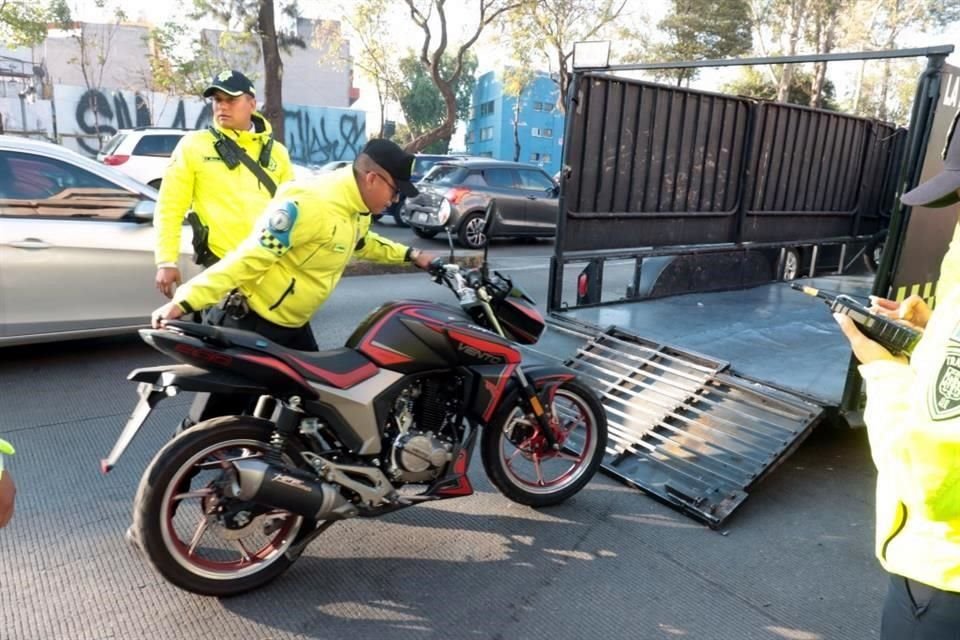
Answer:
[{"left": 465, "top": 70, "right": 563, "bottom": 176}]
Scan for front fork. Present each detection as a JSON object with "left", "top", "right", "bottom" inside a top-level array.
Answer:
[
  {"left": 512, "top": 366, "right": 560, "bottom": 450},
  {"left": 476, "top": 289, "right": 559, "bottom": 450}
]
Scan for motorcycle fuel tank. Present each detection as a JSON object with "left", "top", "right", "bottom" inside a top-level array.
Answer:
[{"left": 347, "top": 301, "right": 522, "bottom": 373}]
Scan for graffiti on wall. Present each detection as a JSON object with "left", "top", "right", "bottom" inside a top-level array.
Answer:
[
  {"left": 56, "top": 85, "right": 211, "bottom": 155},
  {"left": 53, "top": 84, "right": 366, "bottom": 163},
  {"left": 283, "top": 106, "right": 365, "bottom": 165}
]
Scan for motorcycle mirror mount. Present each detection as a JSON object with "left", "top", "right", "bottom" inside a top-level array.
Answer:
[
  {"left": 437, "top": 198, "right": 456, "bottom": 263},
  {"left": 480, "top": 199, "right": 496, "bottom": 280}
]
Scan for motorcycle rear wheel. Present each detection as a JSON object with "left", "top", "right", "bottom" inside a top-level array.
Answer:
[
  {"left": 132, "top": 416, "right": 313, "bottom": 597},
  {"left": 481, "top": 379, "right": 607, "bottom": 507}
]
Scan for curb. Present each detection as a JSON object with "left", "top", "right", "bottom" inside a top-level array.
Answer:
[{"left": 342, "top": 252, "right": 484, "bottom": 276}]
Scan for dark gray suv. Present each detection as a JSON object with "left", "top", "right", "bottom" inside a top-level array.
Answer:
[{"left": 405, "top": 159, "right": 559, "bottom": 248}]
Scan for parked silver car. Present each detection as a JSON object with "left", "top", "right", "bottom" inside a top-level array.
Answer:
[
  {"left": 405, "top": 159, "right": 559, "bottom": 248},
  {"left": 0, "top": 135, "right": 200, "bottom": 346}
]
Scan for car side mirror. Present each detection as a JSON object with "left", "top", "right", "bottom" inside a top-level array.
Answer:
[
  {"left": 549, "top": 184, "right": 560, "bottom": 197},
  {"left": 130, "top": 198, "right": 155, "bottom": 222}
]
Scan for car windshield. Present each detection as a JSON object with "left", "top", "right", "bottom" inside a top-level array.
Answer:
[{"left": 421, "top": 164, "right": 467, "bottom": 185}]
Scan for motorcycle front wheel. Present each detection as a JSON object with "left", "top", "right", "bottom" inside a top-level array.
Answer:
[
  {"left": 481, "top": 379, "right": 607, "bottom": 507},
  {"left": 132, "top": 416, "right": 312, "bottom": 597}
]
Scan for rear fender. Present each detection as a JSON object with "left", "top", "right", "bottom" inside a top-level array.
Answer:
[{"left": 128, "top": 364, "right": 269, "bottom": 396}]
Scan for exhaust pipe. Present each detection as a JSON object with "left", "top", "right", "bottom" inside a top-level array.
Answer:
[{"left": 228, "top": 458, "right": 355, "bottom": 520}]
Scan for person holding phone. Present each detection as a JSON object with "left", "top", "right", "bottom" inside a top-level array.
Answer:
[{"left": 835, "top": 111, "right": 960, "bottom": 639}]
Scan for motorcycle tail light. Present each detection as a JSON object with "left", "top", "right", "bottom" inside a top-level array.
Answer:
[
  {"left": 577, "top": 273, "right": 589, "bottom": 298},
  {"left": 103, "top": 155, "right": 130, "bottom": 165},
  {"left": 446, "top": 187, "right": 470, "bottom": 204}
]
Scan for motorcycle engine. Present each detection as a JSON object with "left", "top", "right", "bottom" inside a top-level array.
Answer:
[{"left": 384, "top": 377, "right": 461, "bottom": 483}]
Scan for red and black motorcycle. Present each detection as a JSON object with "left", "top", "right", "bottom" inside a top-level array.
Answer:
[{"left": 102, "top": 216, "right": 607, "bottom": 597}]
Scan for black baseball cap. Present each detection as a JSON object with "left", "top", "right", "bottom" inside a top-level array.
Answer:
[
  {"left": 362, "top": 138, "right": 419, "bottom": 198},
  {"left": 202, "top": 70, "right": 256, "bottom": 99},
  {"left": 902, "top": 110, "right": 960, "bottom": 208}
]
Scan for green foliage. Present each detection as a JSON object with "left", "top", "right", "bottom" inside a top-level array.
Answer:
[
  {"left": 503, "top": 0, "right": 642, "bottom": 110},
  {"left": 653, "top": 0, "right": 753, "bottom": 85},
  {"left": 190, "top": 0, "right": 306, "bottom": 53},
  {"left": 724, "top": 67, "right": 838, "bottom": 109},
  {"left": 0, "top": 0, "right": 69, "bottom": 47},
  {"left": 396, "top": 50, "right": 478, "bottom": 152},
  {"left": 144, "top": 22, "right": 254, "bottom": 95}
]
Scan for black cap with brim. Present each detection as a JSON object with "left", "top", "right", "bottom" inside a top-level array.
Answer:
[
  {"left": 361, "top": 138, "right": 419, "bottom": 198},
  {"left": 901, "top": 109, "right": 960, "bottom": 208},
  {"left": 397, "top": 179, "right": 419, "bottom": 198},
  {"left": 202, "top": 70, "right": 256, "bottom": 99},
  {"left": 901, "top": 169, "right": 960, "bottom": 208}
]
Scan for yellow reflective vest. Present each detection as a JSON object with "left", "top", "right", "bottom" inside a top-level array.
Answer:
[
  {"left": 172, "top": 167, "right": 411, "bottom": 327},
  {"left": 859, "top": 284, "right": 960, "bottom": 593},
  {"left": 937, "top": 218, "right": 960, "bottom": 300},
  {"left": 154, "top": 112, "right": 295, "bottom": 265}
]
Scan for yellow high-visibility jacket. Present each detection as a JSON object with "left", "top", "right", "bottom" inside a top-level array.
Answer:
[
  {"left": 859, "top": 284, "right": 960, "bottom": 593},
  {"left": 154, "top": 112, "right": 294, "bottom": 265},
  {"left": 173, "top": 167, "right": 411, "bottom": 327},
  {"left": 937, "top": 219, "right": 960, "bottom": 300}
]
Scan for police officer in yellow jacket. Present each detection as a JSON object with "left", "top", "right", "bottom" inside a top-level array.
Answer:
[
  {"left": 151, "top": 138, "right": 435, "bottom": 347},
  {"left": 154, "top": 70, "right": 295, "bottom": 298},
  {"left": 835, "top": 111, "right": 960, "bottom": 639}
]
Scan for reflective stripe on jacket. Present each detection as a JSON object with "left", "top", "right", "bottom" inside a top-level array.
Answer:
[
  {"left": 859, "top": 285, "right": 960, "bottom": 592},
  {"left": 173, "top": 167, "right": 410, "bottom": 327},
  {"left": 154, "top": 112, "right": 294, "bottom": 265}
]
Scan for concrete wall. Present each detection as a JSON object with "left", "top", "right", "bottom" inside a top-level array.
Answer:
[{"left": 1, "top": 17, "right": 356, "bottom": 113}]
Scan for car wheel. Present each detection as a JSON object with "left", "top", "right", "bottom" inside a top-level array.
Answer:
[
  {"left": 863, "top": 231, "right": 887, "bottom": 274},
  {"left": 413, "top": 227, "right": 438, "bottom": 239},
  {"left": 781, "top": 247, "right": 800, "bottom": 281},
  {"left": 457, "top": 212, "right": 487, "bottom": 249}
]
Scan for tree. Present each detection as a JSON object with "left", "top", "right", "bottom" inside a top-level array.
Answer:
[
  {"left": 805, "top": 0, "right": 842, "bottom": 108},
  {"left": 52, "top": 2, "right": 128, "bottom": 152},
  {"left": 400, "top": 0, "right": 522, "bottom": 153},
  {"left": 724, "top": 66, "right": 838, "bottom": 109},
  {"left": 337, "top": 0, "right": 401, "bottom": 138},
  {"left": 0, "top": 0, "right": 66, "bottom": 47},
  {"left": 502, "top": 0, "right": 640, "bottom": 113},
  {"left": 144, "top": 22, "right": 257, "bottom": 96},
  {"left": 190, "top": 0, "right": 307, "bottom": 139},
  {"left": 653, "top": 0, "right": 753, "bottom": 86},
  {"left": 395, "top": 50, "right": 477, "bottom": 153},
  {"left": 501, "top": 67, "right": 534, "bottom": 161}
]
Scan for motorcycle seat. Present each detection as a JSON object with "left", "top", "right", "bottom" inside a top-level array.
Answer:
[{"left": 164, "top": 321, "right": 378, "bottom": 389}]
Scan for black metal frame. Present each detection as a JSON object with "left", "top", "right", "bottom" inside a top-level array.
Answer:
[{"left": 550, "top": 45, "right": 955, "bottom": 418}]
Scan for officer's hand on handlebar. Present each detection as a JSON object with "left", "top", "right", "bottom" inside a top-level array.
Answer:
[{"left": 427, "top": 256, "right": 446, "bottom": 275}]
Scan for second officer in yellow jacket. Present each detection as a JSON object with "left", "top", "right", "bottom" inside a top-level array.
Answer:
[
  {"left": 836, "top": 109, "right": 960, "bottom": 639},
  {"left": 151, "top": 138, "right": 435, "bottom": 350},
  {"left": 154, "top": 69, "right": 295, "bottom": 298}
]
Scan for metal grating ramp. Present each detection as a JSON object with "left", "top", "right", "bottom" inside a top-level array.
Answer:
[{"left": 542, "top": 317, "right": 825, "bottom": 528}]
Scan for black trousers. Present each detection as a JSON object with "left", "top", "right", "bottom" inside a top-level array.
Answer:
[
  {"left": 882, "top": 574, "right": 960, "bottom": 639},
  {"left": 183, "top": 306, "right": 318, "bottom": 428}
]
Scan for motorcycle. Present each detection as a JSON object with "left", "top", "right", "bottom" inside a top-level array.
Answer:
[{"left": 102, "top": 202, "right": 608, "bottom": 597}]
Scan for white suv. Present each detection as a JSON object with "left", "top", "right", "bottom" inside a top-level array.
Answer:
[{"left": 98, "top": 128, "right": 189, "bottom": 189}]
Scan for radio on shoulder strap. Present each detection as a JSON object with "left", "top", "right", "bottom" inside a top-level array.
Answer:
[{"left": 208, "top": 127, "right": 277, "bottom": 196}]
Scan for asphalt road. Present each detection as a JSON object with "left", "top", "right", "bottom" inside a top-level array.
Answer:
[{"left": 0, "top": 242, "right": 888, "bottom": 640}]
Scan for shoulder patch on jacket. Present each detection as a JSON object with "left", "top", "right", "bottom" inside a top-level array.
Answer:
[
  {"left": 929, "top": 325, "right": 960, "bottom": 421},
  {"left": 259, "top": 201, "right": 298, "bottom": 256}
]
